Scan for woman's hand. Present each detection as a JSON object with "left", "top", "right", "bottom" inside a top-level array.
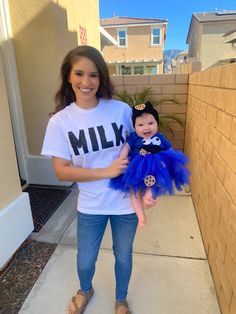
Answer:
[
  {"left": 106, "top": 156, "right": 129, "bottom": 178},
  {"left": 52, "top": 156, "right": 129, "bottom": 182}
]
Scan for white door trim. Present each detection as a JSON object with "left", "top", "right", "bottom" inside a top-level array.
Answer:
[{"left": 0, "top": 0, "right": 29, "bottom": 182}]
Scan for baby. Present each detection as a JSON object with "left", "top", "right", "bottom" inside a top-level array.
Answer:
[{"left": 110, "top": 101, "right": 190, "bottom": 228}]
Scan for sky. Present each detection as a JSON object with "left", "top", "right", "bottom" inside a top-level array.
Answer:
[{"left": 99, "top": 0, "right": 236, "bottom": 51}]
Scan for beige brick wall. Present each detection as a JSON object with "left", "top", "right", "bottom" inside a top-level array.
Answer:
[
  {"left": 185, "top": 63, "right": 236, "bottom": 314},
  {"left": 111, "top": 74, "right": 189, "bottom": 150}
]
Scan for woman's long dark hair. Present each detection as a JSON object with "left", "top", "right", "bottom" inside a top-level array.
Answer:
[{"left": 52, "top": 45, "right": 114, "bottom": 115}]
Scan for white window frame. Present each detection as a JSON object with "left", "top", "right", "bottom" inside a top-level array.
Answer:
[
  {"left": 118, "top": 63, "right": 159, "bottom": 75},
  {"left": 117, "top": 28, "right": 127, "bottom": 47},
  {"left": 145, "top": 65, "right": 158, "bottom": 75},
  {"left": 133, "top": 65, "right": 144, "bottom": 75},
  {"left": 151, "top": 27, "right": 161, "bottom": 46}
]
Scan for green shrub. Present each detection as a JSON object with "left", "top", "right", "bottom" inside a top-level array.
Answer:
[{"left": 115, "top": 87, "right": 184, "bottom": 136}]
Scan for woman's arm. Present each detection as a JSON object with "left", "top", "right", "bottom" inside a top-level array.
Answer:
[{"left": 52, "top": 156, "right": 129, "bottom": 182}]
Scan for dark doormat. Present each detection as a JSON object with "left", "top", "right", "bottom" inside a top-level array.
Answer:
[{"left": 24, "top": 185, "right": 71, "bottom": 232}]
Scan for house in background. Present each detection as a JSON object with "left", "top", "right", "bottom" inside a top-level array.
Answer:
[
  {"left": 171, "top": 49, "right": 201, "bottom": 74},
  {"left": 171, "top": 50, "right": 188, "bottom": 72},
  {"left": 100, "top": 16, "right": 168, "bottom": 75},
  {"left": 100, "top": 25, "right": 117, "bottom": 50},
  {"left": 186, "top": 10, "right": 236, "bottom": 70}
]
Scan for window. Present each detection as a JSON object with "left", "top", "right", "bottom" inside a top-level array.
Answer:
[
  {"left": 121, "top": 65, "right": 131, "bottom": 75},
  {"left": 117, "top": 29, "right": 127, "bottom": 47},
  {"left": 134, "top": 66, "right": 144, "bottom": 74},
  {"left": 151, "top": 28, "right": 160, "bottom": 45},
  {"left": 118, "top": 64, "right": 158, "bottom": 75},
  {"left": 146, "top": 66, "right": 157, "bottom": 74}
]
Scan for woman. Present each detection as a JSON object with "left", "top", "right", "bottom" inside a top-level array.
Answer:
[{"left": 41, "top": 45, "right": 139, "bottom": 314}]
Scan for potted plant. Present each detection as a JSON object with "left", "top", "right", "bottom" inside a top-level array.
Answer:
[{"left": 115, "top": 87, "right": 184, "bottom": 136}]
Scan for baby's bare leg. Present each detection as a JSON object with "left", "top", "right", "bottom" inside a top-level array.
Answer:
[
  {"left": 143, "top": 188, "right": 157, "bottom": 208},
  {"left": 130, "top": 190, "right": 147, "bottom": 228}
]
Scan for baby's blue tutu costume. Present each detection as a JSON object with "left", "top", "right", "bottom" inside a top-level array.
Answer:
[{"left": 110, "top": 131, "right": 190, "bottom": 198}]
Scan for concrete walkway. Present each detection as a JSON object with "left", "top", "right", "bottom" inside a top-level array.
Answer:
[{"left": 19, "top": 186, "right": 221, "bottom": 314}]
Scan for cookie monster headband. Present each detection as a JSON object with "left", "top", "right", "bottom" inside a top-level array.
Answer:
[{"left": 132, "top": 101, "right": 159, "bottom": 126}]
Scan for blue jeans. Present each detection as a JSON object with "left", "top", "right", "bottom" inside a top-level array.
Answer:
[{"left": 77, "top": 212, "right": 138, "bottom": 301}]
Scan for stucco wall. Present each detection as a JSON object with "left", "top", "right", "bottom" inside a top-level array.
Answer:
[
  {"left": 8, "top": 0, "right": 100, "bottom": 155},
  {"left": 56, "top": 0, "right": 100, "bottom": 48},
  {"left": 173, "top": 61, "right": 201, "bottom": 74},
  {"left": 102, "top": 25, "right": 164, "bottom": 61},
  {"left": 188, "top": 19, "right": 202, "bottom": 59},
  {"left": 102, "top": 24, "right": 165, "bottom": 74},
  {"left": 0, "top": 55, "right": 21, "bottom": 209},
  {"left": 185, "top": 64, "right": 236, "bottom": 314},
  {"left": 201, "top": 22, "right": 236, "bottom": 70}
]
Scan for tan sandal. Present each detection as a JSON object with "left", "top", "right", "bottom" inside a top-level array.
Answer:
[
  {"left": 115, "top": 300, "right": 132, "bottom": 314},
  {"left": 68, "top": 288, "right": 94, "bottom": 314}
]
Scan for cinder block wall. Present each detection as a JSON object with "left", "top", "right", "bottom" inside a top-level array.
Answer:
[
  {"left": 111, "top": 74, "right": 188, "bottom": 150},
  {"left": 185, "top": 64, "right": 236, "bottom": 314}
]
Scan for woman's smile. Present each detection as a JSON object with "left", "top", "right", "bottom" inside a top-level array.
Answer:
[{"left": 68, "top": 56, "right": 100, "bottom": 109}]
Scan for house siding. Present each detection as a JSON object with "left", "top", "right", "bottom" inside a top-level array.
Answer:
[
  {"left": 188, "top": 19, "right": 202, "bottom": 59},
  {"left": 201, "top": 22, "right": 236, "bottom": 69},
  {"left": 103, "top": 25, "right": 164, "bottom": 61},
  {"left": 0, "top": 52, "right": 33, "bottom": 269},
  {"left": 102, "top": 19, "right": 166, "bottom": 74},
  {"left": 187, "top": 13, "right": 236, "bottom": 73},
  {"left": 0, "top": 54, "right": 21, "bottom": 209},
  {"left": 8, "top": 0, "right": 100, "bottom": 155},
  {"left": 0, "top": 0, "right": 99, "bottom": 268}
]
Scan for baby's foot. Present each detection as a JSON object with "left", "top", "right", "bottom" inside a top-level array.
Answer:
[
  {"left": 143, "top": 197, "right": 156, "bottom": 209},
  {"left": 137, "top": 213, "right": 147, "bottom": 228}
]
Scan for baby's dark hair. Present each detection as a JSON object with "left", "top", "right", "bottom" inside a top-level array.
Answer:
[{"left": 132, "top": 101, "right": 159, "bottom": 126}]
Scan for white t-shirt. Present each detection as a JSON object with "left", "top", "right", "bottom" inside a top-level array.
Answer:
[{"left": 41, "top": 98, "right": 135, "bottom": 215}]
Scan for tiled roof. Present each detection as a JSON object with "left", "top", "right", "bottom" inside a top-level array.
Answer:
[{"left": 100, "top": 16, "right": 167, "bottom": 27}]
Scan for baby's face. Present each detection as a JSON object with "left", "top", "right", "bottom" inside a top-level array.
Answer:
[{"left": 135, "top": 113, "right": 158, "bottom": 139}]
